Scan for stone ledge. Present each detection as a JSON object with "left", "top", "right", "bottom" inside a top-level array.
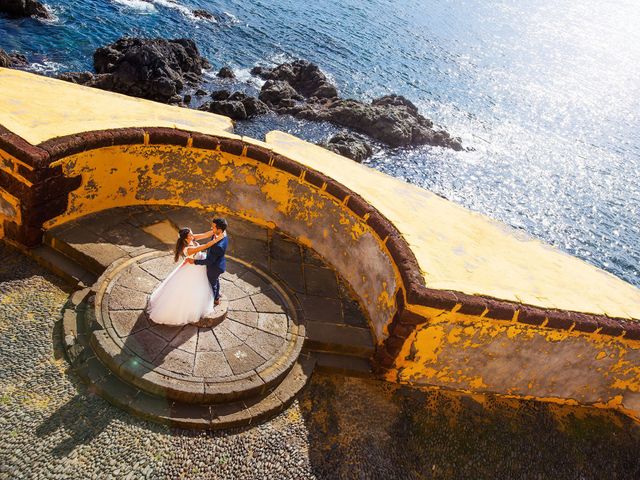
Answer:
[{"left": 66, "top": 329, "right": 316, "bottom": 430}]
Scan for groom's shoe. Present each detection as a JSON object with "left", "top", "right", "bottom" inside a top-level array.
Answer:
[{"left": 214, "top": 297, "right": 221, "bottom": 306}]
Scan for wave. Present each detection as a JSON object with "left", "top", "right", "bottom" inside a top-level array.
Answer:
[
  {"left": 38, "top": 3, "right": 61, "bottom": 23},
  {"left": 111, "top": 0, "right": 156, "bottom": 13},
  {"left": 153, "top": 0, "right": 197, "bottom": 20},
  {"left": 108, "top": 0, "right": 240, "bottom": 25},
  {"left": 234, "top": 67, "right": 265, "bottom": 86},
  {"left": 28, "top": 60, "right": 66, "bottom": 75},
  {"left": 264, "top": 52, "right": 296, "bottom": 67},
  {"left": 220, "top": 11, "right": 239, "bottom": 25}
]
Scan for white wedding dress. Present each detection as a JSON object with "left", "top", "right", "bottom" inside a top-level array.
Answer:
[{"left": 147, "top": 246, "right": 214, "bottom": 325}]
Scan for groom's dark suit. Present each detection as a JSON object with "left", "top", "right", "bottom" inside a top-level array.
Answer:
[{"left": 194, "top": 234, "right": 228, "bottom": 301}]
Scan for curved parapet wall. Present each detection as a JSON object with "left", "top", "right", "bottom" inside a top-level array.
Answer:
[{"left": 3, "top": 68, "right": 640, "bottom": 420}]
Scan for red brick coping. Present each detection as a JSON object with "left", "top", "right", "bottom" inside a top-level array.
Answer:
[{"left": 1, "top": 125, "right": 639, "bottom": 373}]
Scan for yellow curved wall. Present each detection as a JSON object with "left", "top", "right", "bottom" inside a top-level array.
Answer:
[{"left": 46, "top": 143, "right": 399, "bottom": 341}]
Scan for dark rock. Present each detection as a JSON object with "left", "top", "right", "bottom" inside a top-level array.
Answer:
[
  {"left": 192, "top": 9, "right": 214, "bottom": 20},
  {"left": 323, "top": 131, "right": 373, "bottom": 162},
  {"left": 228, "top": 91, "right": 249, "bottom": 102},
  {"left": 183, "top": 94, "right": 192, "bottom": 104},
  {"left": 241, "top": 96, "right": 270, "bottom": 117},
  {"left": 211, "top": 90, "right": 231, "bottom": 100},
  {"left": 200, "top": 100, "right": 247, "bottom": 120},
  {"left": 60, "top": 37, "right": 211, "bottom": 103},
  {"left": 252, "top": 59, "right": 461, "bottom": 149},
  {"left": 57, "top": 71, "right": 97, "bottom": 84},
  {"left": 0, "top": 0, "right": 50, "bottom": 19},
  {"left": 259, "top": 80, "right": 303, "bottom": 109},
  {"left": 194, "top": 88, "right": 207, "bottom": 96},
  {"left": 297, "top": 96, "right": 463, "bottom": 149},
  {"left": 0, "top": 48, "right": 28, "bottom": 68},
  {"left": 250, "top": 65, "right": 270, "bottom": 77},
  {"left": 257, "top": 59, "right": 338, "bottom": 99},
  {"left": 201, "top": 91, "right": 269, "bottom": 119},
  {"left": 182, "top": 71, "right": 200, "bottom": 84},
  {"left": 217, "top": 66, "right": 235, "bottom": 79},
  {"left": 372, "top": 94, "right": 421, "bottom": 117}
]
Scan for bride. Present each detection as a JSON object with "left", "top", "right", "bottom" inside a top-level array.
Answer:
[{"left": 147, "top": 226, "right": 226, "bottom": 326}]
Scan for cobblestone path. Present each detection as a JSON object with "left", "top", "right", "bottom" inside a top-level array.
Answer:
[{"left": 2, "top": 243, "right": 640, "bottom": 479}]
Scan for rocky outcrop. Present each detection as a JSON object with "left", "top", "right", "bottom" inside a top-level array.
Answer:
[
  {"left": 0, "top": 48, "right": 28, "bottom": 68},
  {"left": 0, "top": 0, "right": 50, "bottom": 19},
  {"left": 258, "top": 80, "right": 303, "bottom": 109},
  {"left": 323, "top": 131, "right": 373, "bottom": 162},
  {"left": 192, "top": 9, "right": 214, "bottom": 20},
  {"left": 255, "top": 61, "right": 462, "bottom": 150},
  {"left": 57, "top": 37, "right": 211, "bottom": 104},
  {"left": 217, "top": 66, "right": 235, "bottom": 79},
  {"left": 297, "top": 95, "right": 463, "bottom": 150},
  {"left": 253, "top": 59, "right": 338, "bottom": 100},
  {"left": 56, "top": 71, "right": 95, "bottom": 84},
  {"left": 199, "top": 90, "right": 269, "bottom": 120}
]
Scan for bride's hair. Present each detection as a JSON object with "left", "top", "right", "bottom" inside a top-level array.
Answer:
[{"left": 174, "top": 228, "right": 191, "bottom": 262}]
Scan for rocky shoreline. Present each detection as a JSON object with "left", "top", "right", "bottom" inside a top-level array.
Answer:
[
  {"left": 0, "top": 0, "right": 50, "bottom": 19},
  {"left": 1, "top": 36, "right": 464, "bottom": 161}
]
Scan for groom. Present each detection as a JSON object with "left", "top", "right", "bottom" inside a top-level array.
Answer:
[{"left": 186, "top": 217, "right": 228, "bottom": 306}]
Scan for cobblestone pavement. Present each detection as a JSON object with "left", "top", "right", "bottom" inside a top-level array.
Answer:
[{"left": 2, "top": 243, "right": 640, "bottom": 480}]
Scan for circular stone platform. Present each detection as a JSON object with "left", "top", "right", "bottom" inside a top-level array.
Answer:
[{"left": 90, "top": 251, "right": 305, "bottom": 404}]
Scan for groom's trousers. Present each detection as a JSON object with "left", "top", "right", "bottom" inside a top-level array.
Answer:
[{"left": 209, "top": 274, "right": 221, "bottom": 301}]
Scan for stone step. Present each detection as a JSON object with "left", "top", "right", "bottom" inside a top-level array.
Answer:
[
  {"left": 43, "top": 230, "right": 115, "bottom": 276},
  {"left": 310, "top": 350, "right": 372, "bottom": 378},
  {"left": 68, "top": 339, "right": 316, "bottom": 430},
  {"left": 304, "top": 322, "right": 374, "bottom": 358},
  {"left": 23, "top": 243, "right": 96, "bottom": 287}
]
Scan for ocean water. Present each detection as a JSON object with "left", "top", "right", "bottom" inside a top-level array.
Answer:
[{"left": 1, "top": 0, "right": 639, "bottom": 287}]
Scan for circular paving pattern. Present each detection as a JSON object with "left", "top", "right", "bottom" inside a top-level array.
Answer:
[{"left": 91, "top": 251, "right": 305, "bottom": 404}]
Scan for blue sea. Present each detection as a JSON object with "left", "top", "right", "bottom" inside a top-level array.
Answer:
[{"left": 1, "top": 0, "right": 639, "bottom": 287}]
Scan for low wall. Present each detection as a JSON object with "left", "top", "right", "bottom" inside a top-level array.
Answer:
[{"left": 389, "top": 303, "right": 640, "bottom": 418}]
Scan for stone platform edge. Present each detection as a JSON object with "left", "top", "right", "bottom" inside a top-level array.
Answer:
[
  {"left": 88, "top": 251, "right": 305, "bottom": 404},
  {"left": 59, "top": 260, "right": 316, "bottom": 430}
]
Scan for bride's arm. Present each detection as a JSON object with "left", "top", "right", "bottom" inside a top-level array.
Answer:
[
  {"left": 184, "top": 232, "right": 226, "bottom": 256},
  {"left": 192, "top": 229, "right": 214, "bottom": 240}
]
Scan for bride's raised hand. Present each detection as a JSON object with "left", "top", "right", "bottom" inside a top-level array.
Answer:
[{"left": 192, "top": 228, "right": 214, "bottom": 241}]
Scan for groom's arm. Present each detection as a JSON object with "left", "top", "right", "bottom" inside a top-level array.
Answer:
[{"left": 193, "top": 242, "right": 225, "bottom": 266}]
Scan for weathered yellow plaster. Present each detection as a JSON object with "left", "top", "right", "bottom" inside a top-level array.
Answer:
[
  {"left": 0, "top": 187, "right": 21, "bottom": 238},
  {"left": 265, "top": 131, "right": 640, "bottom": 320},
  {"left": 0, "top": 68, "right": 234, "bottom": 145},
  {"left": 387, "top": 301, "right": 640, "bottom": 418}
]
